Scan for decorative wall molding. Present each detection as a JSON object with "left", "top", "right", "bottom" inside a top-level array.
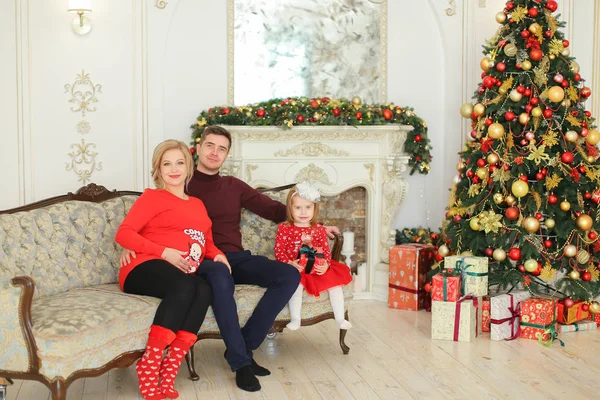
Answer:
[
  {"left": 445, "top": 0, "right": 457, "bottom": 16},
  {"left": 64, "top": 70, "right": 102, "bottom": 117},
  {"left": 294, "top": 163, "right": 332, "bottom": 185},
  {"left": 65, "top": 139, "right": 102, "bottom": 184},
  {"left": 155, "top": 1, "right": 168, "bottom": 9},
  {"left": 245, "top": 164, "right": 258, "bottom": 181},
  {"left": 274, "top": 142, "right": 349, "bottom": 157},
  {"left": 363, "top": 163, "right": 375, "bottom": 182},
  {"left": 76, "top": 121, "right": 91, "bottom": 135}
]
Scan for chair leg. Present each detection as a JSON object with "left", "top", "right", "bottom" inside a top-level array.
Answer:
[
  {"left": 49, "top": 378, "right": 66, "bottom": 400},
  {"left": 185, "top": 347, "right": 200, "bottom": 381},
  {"left": 339, "top": 310, "right": 350, "bottom": 354}
]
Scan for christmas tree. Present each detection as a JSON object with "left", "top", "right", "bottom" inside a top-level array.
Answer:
[{"left": 441, "top": 0, "right": 600, "bottom": 312}]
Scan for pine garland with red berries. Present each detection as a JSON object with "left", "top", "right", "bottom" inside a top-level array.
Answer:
[{"left": 190, "top": 96, "right": 432, "bottom": 175}]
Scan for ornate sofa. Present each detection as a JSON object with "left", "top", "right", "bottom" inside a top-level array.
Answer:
[{"left": 0, "top": 184, "right": 352, "bottom": 400}]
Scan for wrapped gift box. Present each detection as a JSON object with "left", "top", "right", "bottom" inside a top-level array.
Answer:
[
  {"left": 482, "top": 296, "right": 490, "bottom": 332},
  {"left": 444, "top": 255, "right": 488, "bottom": 296},
  {"left": 431, "top": 273, "right": 461, "bottom": 302},
  {"left": 519, "top": 297, "right": 558, "bottom": 340},
  {"left": 558, "top": 320, "right": 597, "bottom": 333},
  {"left": 298, "top": 245, "right": 325, "bottom": 274},
  {"left": 490, "top": 291, "right": 531, "bottom": 341},
  {"left": 431, "top": 297, "right": 481, "bottom": 342},
  {"left": 587, "top": 313, "right": 600, "bottom": 326},
  {"left": 388, "top": 244, "right": 434, "bottom": 310},
  {"left": 557, "top": 300, "right": 590, "bottom": 325}
]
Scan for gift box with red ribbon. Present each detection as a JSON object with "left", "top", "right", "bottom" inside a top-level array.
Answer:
[
  {"left": 431, "top": 296, "right": 481, "bottom": 342},
  {"left": 482, "top": 296, "right": 490, "bottom": 332},
  {"left": 298, "top": 244, "right": 325, "bottom": 274},
  {"left": 431, "top": 273, "right": 461, "bottom": 302},
  {"left": 490, "top": 291, "right": 531, "bottom": 341},
  {"left": 519, "top": 297, "right": 558, "bottom": 341},
  {"left": 388, "top": 244, "right": 434, "bottom": 310},
  {"left": 557, "top": 300, "right": 590, "bottom": 325},
  {"left": 587, "top": 312, "right": 600, "bottom": 326},
  {"left": 443, "top": 256, "right": 489, "bottom": 296}
]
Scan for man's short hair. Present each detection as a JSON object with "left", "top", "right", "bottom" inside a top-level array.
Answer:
[{"left": 200, "top": 126, "right": 232, "bottom": 151}]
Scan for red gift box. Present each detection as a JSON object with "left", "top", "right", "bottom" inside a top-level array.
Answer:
[
  {"left": 557, "top": 300, "right": 589, "bottom": 325},
  {"left": 482, "top": 296, "right": 490, "bottom": 332},
  {"left": 298, "top": 245, "right": 325, "bottom": 274},
  {"left": 519, "top": 297, "right": 558, "bottom": 340},
  {"left": 431, "top": 273, "right": 461, "bottom": 302},
  {"left": 587, "top": 313, "right": 600, "bottom": 326},
  {"left": 388, "top": 244, "right": 434, "bottom": 310}
]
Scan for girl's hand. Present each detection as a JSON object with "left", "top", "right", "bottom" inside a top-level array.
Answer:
[
  {"left": 214, "top": 254, "right": 232, "bottom": 274},
  {"left": 120, "top": 248, "right": 136, "bottom": 267},
  {"left": 314, "top": 261, "right": 330, "bottom": 275},
  {"left": 288, "top": 260, "right": 304, "bottom": 272},
  {"left": 324, "top": 225, "right": 340, "bottom": 239},
  {"left": 161, "top": 248, "right": 192, "bottom": 273}
]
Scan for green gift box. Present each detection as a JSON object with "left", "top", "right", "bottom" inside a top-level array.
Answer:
[{"left": 444, "top": 256, "right": 488, "bottom": 296}]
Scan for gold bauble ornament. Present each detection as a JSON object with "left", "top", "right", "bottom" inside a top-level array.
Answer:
[
  {"left": 548, "top": 86, "right": 565, "bottom": 103},
  {"left": 522, "top": 60, "right": 532, "bottom": 71},
  {"left": 480, "top": 57, "right": 493, "bottom": 71},
  {"left": 495, "top": 12, "right": 507, "bottom": 24},
  {"left": 493, "top": 193, "right": 505, "bottom": 204},
  {"left": 588, "top": 156, "right": 596, "bottom": 163},
  {"left": 524, "top": 259, "right": 538, "bottom": 272},
  {"left": 561, "top": 47, "right": 571, "bottom": 57},
  {"left": 565, "top": 130, "right": 579, "bottom": 142},
  {"left": 493, "top": 248, "right": 507, "bottom": 261},
  {"left": 568, "top": 269, "right": 580, "bottom": 280},
  {"left": 585, "top": 129, "right": 600, "bottom": 146},
  {"left": 438, "top": 245, "right": 450, "bottom": 257},
  {"left": 564, "top": 245, "right": 577, "bottom": 258},
  {"left": 531, "top": 107, "right": 543, "bottom": 117},
  {"left": 487, "top": 153, "right": 499, "bottom": 165},
  {"left": 460, "top": 103, "right": 474, "bottom": 118},
  {"left": 469, "top": 218, "right": 482, "bottom": 231},
  {"left": 473, "top": 103, "right": 486, "bottom": 116},
  {"left": 476, "top": 167, "right": 489, "bottom": 180},
  {"left": 570, "top": 62, "right": 580, "bottom": 74},
  {"left": 506, "top": 195, "right": 516, "bottom": 206},
  {"left": 549, "top": 54, "right": 556, "bottom": 60},
  {"left": 509, "top": 89, "right": 523, "bottom": 102},
  {"left": 511, "top": 180, "right": 529, "bottom": 198},
  {"left": 576, "top": 214, "right": 593, "bottom": 231},
  {"left": 528, "top": 23, "right": 541, "bottom": 34},
  {"left": 456, "top": 161, "right": 466, "bottom": 171},
  {"left": 461, "top": 250, "right": 474, "bottom": 256},
  {"left": 499, "top": 87, "right": 508, "bottom": 95},
  {"left": 519, "top": 113, "right": 530, "bottom": 126},
  {"left": 504, "top": 43, "right": 518, "bottom": 57},
  {"left": 545, "top": 218, "right": 556, "bottom": 229},
  {"left": 560, "top": 200, "right": 571, "bottom": 212},
  {"left": 488, "top": 123, "right": 505, "bottom": 139},
  {"left": 577, "top": 250, "right": 590, "bottom": 265},
  {"left": 522, "top": 216, "right": 541, "bottom": 233},
  {"left": 590, "top": 301, "right": 600, "bottom": 314},
  {"left": 351, "top": 96, "right": 362, "bottom": 106}
]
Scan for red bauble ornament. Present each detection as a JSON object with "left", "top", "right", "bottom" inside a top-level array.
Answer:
[
  {"left": 310, "top": 100, "right": 319, "bottom": 108},
  {"left": 584, "top": 192, "right": 592, "bottom": 200},
  {"left": 505, "top": 111, "right": 515, "bottom": 121},
  {"left": 561, "top": 152, "right": 574, "bottom": 164},
  {"left": 415, "top": 135, "right": 422, "bottom": 142},
  {"left": 530, "top": 48, "right": 544, "bottom": 61},
  {"left": 545, "top": 1, "right": 558, "bottom": 12},
  {"left": 453, "top": 215, "right": 462, "bottom": 223},
  {"left": 580, "top": 87, "right": 592, "bottom": 99},
  {"left": 434, "top": 252, "right": 444, "bottom": 262},
  {"left": 296, "top": 115, "right": 304, "bottom": 122},
  {"left": 582, "top": 303, "right": 591, "bottom": 312},
  {"left": 189, "top": 147, "right": 195, "bottom": 155},
  {"left": 496, "top": 62, "right": 506, "bottom": 72},
  {"left": 574, "top": 73, "right": 581, "bottom": 81},
  {"left": 478, "top": 86, "right": 486, "bottom": 95},
  {"left": 466, "top": 170, "right": 474, "bottom": 178},
  {"left": 579, "top": 165, "right": 587, "bottom": 173},
  {"left": 588, "top": 231, "right": 598, "bottom": 240},
  {"left": 256, "top": 109, "right": 265, "bottom": 117},
  {"left": 508, "top": 248, "right": 521, "bottom": 261},
  {"left": 483, "top": 76, "right": 495, "bottom": 88},
  {"left": 543, "top": 109, "right": 553, "bottom": 119},
  {"left": 564, "top": 298, "right": 575, "bottom": 308},
  {"left": 544, "top": 30, "right": 552, "bottom": 38},
  {"left": 582, "top": 272, "right": 592, "bottom": 281},
  {"left": 382, "top": 109, "right": 393, "bottom": 120},
  {"left": 536, "top": 212, "right": 543, "bottom": 220},
  {"left": 535, "top": 172, "right": 544, "bottom": 180},
  {"left": 333, "top": 108, "right": 341, "bottom": 116},
  {"left": 485, "top": 118, "right": 493, "bottom": 126},
  {"left": 485, "top": 247, "right": 494, "bottom": 257},
  {"left": 524, "top": 88, "right": 532, "bottom": 97},
  {"left": 516, "top": 85, "right": 525, "bottom": 94},
  {"left": 528, "top": 7, "right": 539, "bottom": 17},
  {"left": 525, "top": 104, "right": 533, "bottom": 113},
  {"left": 585, "top": 111, "right": 592, "bottom": 118},
  {"left": 548, "top": 194, "right": 558, "bottom": 204},
  {"left": 506, "top": 2, "right": 514, "bottom": 10},
  {"left": 424, "top": 283, "right": 432, "bottom": 293},
  {"left": 530, "top": 97, "right": 539, "bottom": 105},
  {"left": 563, "top": 39, "right": 570, "bottom": 48},
  {"left": 519, "top": 175, "right": 528, "bottom": 182},
  {"left": 321, "top": 97, "right": 330, "bottom": 103},
  {"left": 489, "top": 165, "right": 497, "bottom": 173},
  {"left": 477, "top": 159, "right": 486, "bottom": 167},
  {"left": 561, "top": 80, "right": 569, "bottom": 88},
  {"left": 355, "top": 112, "right": 362, "bottom": 120},
  {"left": 542, "top": 168, "right": 547, "bottom": 176},
  {"left": 223, "top": 108, "right": 231, "bottom": 115},
  {"left": 503, "top": 164, "right": 511, "bottom": 171},
  {"left": 521, "top": 30, "right": 531, "bottom": 38},
  {"left": 544, "top": 239, "right": 553, "bottom": 248},
  {"left": 518, "top": 265, "right": 526, "bottom": 273},
  {"left": 506, "top": 207, "right": 520, "bottom": 220}
]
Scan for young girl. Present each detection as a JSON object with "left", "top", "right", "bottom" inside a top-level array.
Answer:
[{"left": 274, "top": 182, "right": 353, "bottom": 330}]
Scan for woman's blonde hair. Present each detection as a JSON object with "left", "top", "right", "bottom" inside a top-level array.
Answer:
[
  {"left": 151, "top": 139, "right": 194, "bottom": 189},
  {"left": 285, "top": 186, "right": 320, "bottom": 225}
]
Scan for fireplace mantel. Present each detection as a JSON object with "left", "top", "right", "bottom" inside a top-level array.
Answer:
[{"left": 222, "top": 125, "right": 412, "bottom": 301}]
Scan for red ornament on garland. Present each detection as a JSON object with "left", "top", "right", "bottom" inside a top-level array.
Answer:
[
  {"left": 496, "top": 62, "right": 506, "bottom": 72},
  {"left": 530, "top": 48, "right": 543, "bottom": 61},
  {"left": 223, "top": 108, "right": 231, "bottom": 115},
  {"left": 508, "top": 248, "right": 522, "bottom": 261},
  {"left": 506, "top": 207, "right": 520, "bottom": 220},
  {"left": 506, "top": 2, "right": 514, "bottom": 10},
  {"left": 382, "top": 109, "right": 393, "bottom": 120},
  {"left": 355, "top": 112, "right": 363, "bottom": 120},
  {"left": 588, "top": 231, "right": 598, "bottom": 240},
  {"left": 256, "top": 109, "right": 265, "bottom": 117},
  {"left": 544, "top": 239, "right": 553, "bottom": 248},
  {"left": 584, "top": 192, "right": 592, "bottom": 200},
  {"left": 545, "top": 1, "right": 558, "bottom": 12},
  {"left": 563, "top": 39, "right": 570, "bottom": 48},
  {"left": 310, "top": 100, "right": 319, "bottom": 109},
  {"left": 561, "top": 152, "right": 574, "bottom": 164},
  {"left": 543, "top": 108, "right": 553, "bottom": 119},
  {"left": 521, "top": 30, "right": 531, "bottom": 38},
  {"left": 582, "top": 271, "right": 592, "bottom": 282},
  {"left": 296, "top": 115, "right": 304, "bottom": 123},
  {"left": 415, "top": 135, "right": 422, "bottom": 142},
  {"left": 547, "top": 194, "right": 557, "bottom": 204},
  {"left": 332, "top": 108, "right": 341, "bottom": 116},
  {"left": 528, "top": 7, "right": 539, "bottom": 17},
  {"left": 483, "top": 76, "right": 495, "bottom": 88},
  {"left": 580, "top": 87, "right": 592, "bottom": 99},
  {"left": 505, "top": 111, "right": 515, "bottom": 121}
]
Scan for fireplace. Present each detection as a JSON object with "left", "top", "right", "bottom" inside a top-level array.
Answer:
[{"left": 222, "top": 125, "right": 411, "bottom": 301}]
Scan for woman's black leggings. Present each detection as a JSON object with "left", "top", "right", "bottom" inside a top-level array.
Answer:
[{"left": 124, "top": 259, "right": 212, "bottom": 333}]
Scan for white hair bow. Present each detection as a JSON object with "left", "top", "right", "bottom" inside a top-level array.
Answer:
[{"left": 295, "top": 181, "right": 321, "bottom": 202}]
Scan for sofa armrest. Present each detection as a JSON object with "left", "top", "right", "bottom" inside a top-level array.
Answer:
[
  {"left": 0, "top": 276, "right": 40, "bottom": 374},
  {"left": 331, "top": 233, "right": 343, "bottom": 263}
]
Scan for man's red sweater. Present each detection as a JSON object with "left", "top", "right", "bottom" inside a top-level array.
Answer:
[
  {"left": 187, "top": 170, "right": 287, "bottom": 253},
  {"left": 115, "top": 188, "right": 223, "bottom": 288}
]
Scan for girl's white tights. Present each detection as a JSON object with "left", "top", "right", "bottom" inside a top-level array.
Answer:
[{"left": 286, "top": 284, "right": 352, "bottom": 330}]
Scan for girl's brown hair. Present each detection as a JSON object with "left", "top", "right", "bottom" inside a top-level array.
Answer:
[
  {"left": 285, "top": 186, "right": 320, "bottom": 225},
  {"left": 151, "top": 139, "right": 194, "bottom": 189}
]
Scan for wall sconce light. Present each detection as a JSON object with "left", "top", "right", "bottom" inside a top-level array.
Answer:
[{"left": 68, "top": 0, "right": 92, "bottom": 35}]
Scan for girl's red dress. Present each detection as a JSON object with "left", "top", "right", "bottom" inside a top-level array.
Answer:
[{"left": 274, "top": 223, "right": 352, "bottom": 296}]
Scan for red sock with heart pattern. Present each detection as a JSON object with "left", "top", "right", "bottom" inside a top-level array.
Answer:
[
  {"left": 159, "top": 330, "right": 197, "bottom": 399},
  {"left": 136, "top": 325, "right": 176, "bottom": 400}
]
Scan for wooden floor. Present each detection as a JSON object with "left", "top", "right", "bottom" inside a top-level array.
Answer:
[{"left": 6, "top": 300, "right": 600, "bottom": 400}]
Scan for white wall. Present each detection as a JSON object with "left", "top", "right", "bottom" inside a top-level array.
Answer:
[{"left": 1, "top": 0, "right": 599, "bottom": 236}]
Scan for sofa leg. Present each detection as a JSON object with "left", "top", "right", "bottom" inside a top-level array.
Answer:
[
  {"left": 185, "top": 347, "right": 200, "bottom": 381},
  {"left": 49, "top": 378, "right": 66, "bottom": 400}
]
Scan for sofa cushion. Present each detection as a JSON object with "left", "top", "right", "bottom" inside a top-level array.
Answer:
[{"left": 0, "top": 196, "right": 138, "bottom": 298}]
